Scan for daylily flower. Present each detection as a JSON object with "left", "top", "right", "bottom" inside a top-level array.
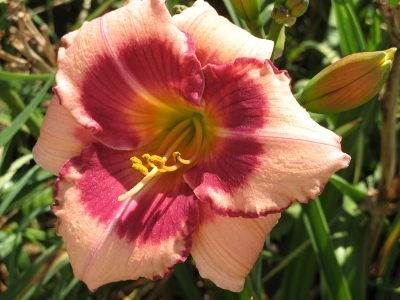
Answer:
[{"left": 33, "top": 0, "right": 350, "bottom": 293}]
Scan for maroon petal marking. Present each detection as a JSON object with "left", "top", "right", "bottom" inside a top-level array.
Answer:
[
  {"left": 53, "top": 143, "right": 198, "bottom": 290},
  {"left": 55, "top": 0, "right": 204, "bottom": 150},
  {"left": 184, "top": 58, "right": 350, "bottom": 217}
]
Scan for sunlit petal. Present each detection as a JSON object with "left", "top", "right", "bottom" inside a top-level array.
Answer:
[
  {"left": 192, "top": 202, "right": 280, "bottom": 291},
  {"left": 185, "top": 58, "right": 350, "bottom": 217},
  {"left": 32, "top": 97, "right": 96, "bottom": 175},
  {"left": 55, "top": 0, "right": 204, "bottom": 150},
  {"left": 173, "top": 0, "right": 273, "bottom": 65},
  {"left": 53, "top": 143, "right": 198, "bottom": 290}
]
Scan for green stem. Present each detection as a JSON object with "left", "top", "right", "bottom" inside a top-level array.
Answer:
[
  {"left": 267, "top": 20, "right": 284, "bottom": 60},
  {"left": 245, "top": 17, "right": 266, "bottom": 38}
]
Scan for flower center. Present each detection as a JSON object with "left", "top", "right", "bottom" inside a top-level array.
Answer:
[{"left": 118, "top": 115, "right": 204, "bottom": 201}]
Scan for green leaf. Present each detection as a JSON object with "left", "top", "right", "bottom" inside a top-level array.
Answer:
[
  {"left": 389, "top": 0, "right": 398, "bottom": 8},
  {"left": 287, "top": 40, "right": 341, "bottom": 65},
  {"left": 0, "top": 153, "right": 33, "bottom": 189},
  {"left": 222, "top": 0, "right": 246, "bottom": 28},
  {"left": 248, "top": 252, "right": 263, "bottom": 300},
  {"left": 0, "top": 74, "right": 55, "bottom": 147},
  {"left": 57, "top": 277, "right": 81, "bottom": 300},
  {"left": 331, "top": 0, "right": 366, "bottom": 55},
  {"left": 173, "top": 263, "right": 202, "bottom": 300},
  {"left": 0, "top": 71, "right": 54, "bottom": 81},
  {"left": 0, "top": 164, "right": 41, "bottom": 216},
  {"left": 21, "top": 252, "right": 70, "bottom": 300},
  {"left": 0, "top": 81, "right": 42, "bottom": 138},
  {"left": 302, "top": 199, "right": 353, "bottom": 300},
  {"left": 334, "top": 118, "right": 362, "bottom": 137},
  {"left": 374, "top": 211, "right": 400, "bottom": 299},
  {"left": 278, "top": 222, "right": 317, "bottom": 300},
  {"left": 261, "top": 239, "right": 311, "bottom": 283},
  {"left": 0, "top": 240, "right": 64, "bottom": 300},
  {"left": 6, "top": 205, "right": 50, "bottom": 284},
  {"left": 367, "top": 8, "right": 383, "bottom": 51},
  {"left": 329, "top": 174, "right": 366, "bottom": 202}
]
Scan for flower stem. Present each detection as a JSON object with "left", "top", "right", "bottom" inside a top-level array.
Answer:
[{"left": 267, "top": 20, "right": 284, "bottom": 61}]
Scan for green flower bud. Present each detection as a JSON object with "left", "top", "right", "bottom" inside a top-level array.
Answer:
[
  {"left": 230, "top": 0, "right": 261, "bottom": 22},
  {"left": 271, "top": 5, "right": 296, "bottom": 26},
  {"left": 230, "top": 0, "right": 265, "bottom": 38},
  {"left": 172, "top": 5, "right": 188, "bottom": 16},
  {"left": 274, "top": 0, "right": 287, "bottom": 5},
  {"left": 286, "top": 0, "right": 309, "bottom": 18},
  {"left": 299, "top": 48, "right": 396, "bottom": 114}
]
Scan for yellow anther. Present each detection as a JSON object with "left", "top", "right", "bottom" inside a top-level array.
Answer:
[
  {"left": 147, "top": 155, "right": 166, "bottom": 169},
  {"left": 173, "top": 151, "right": 190, "bottom": 165},
  {"left": 142, "top": 153, "right": 151, "bottom": 160},
  {"left": 173, "top": 152, "right": 181, "bottom": 163},
  {"left": 142, "top": 153, "right": 166, "bottom": 168},
  {"left": 130, "top": 156, "right": 142, "bottom": 165},
  {"left": 132, "top": 163, "right": 149, "bottom": 175},
  {"left": 119, "top": 115, "right": 205, "bottom": 202}
]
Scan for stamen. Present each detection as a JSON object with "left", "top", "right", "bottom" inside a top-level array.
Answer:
[
  {"left": 173, "top": 117, "right": 203, "bottom": 165},
  {"left": 130, "top": 156, "right": 148, "bottom": 175},
  {"left": 130, "top": 156, "right": 142, "bottom": 164},
  {"left": 119, "top": 115, "right": 205, "bottom": 201},
  {"left": 118, "top": 167, "right": 159, "bottom": 201},
  {"left": 145, "top": 154, "right": 166, "bottom": 169},
  {"left": 156, "top": 118, "right": 192, "bottom": 156},
  {"left": 173, "top": 152, "right": 184, "bottom": 163},
  {"left": 132, "top": 163, "right": 149, "bottom": 176},
  {"left": 162, "top": 126, "right": 193, "bottom": 159}
]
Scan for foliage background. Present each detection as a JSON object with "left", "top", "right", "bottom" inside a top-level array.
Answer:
[{"left": 0, "top": 0, "right": 399, "bottom": 299}]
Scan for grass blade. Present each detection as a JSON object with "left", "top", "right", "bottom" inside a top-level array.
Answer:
[
  {"left": 0, "top": 73, "right": 55, "bottom": 147},
  {"left": 329, "top": 174, "right": 366, "bottom": 202},
  {"left": 0, "top": 240, "right": 64, "bottom": 300},
  {"left": 302, "top": 198, "right": 353, "bottom": 300},
  {"left": 331, "top": 0, "right": 366, "bottom": 55},
  {"left": 0, "top": 164, "right": 40, "bottom": 216},
  {"left": 0, "top": 71, "right": 54, "bottom": 81},
  {"left": 173, "top": 263, "right": 202, "bottom": 300}
]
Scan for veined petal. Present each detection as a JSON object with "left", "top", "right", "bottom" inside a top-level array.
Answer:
[
  {"left": 185, "top": 58, "right": 350, "bottom": 217},
  {"left": 173, "top": 0, "right": 273, "bottom": 65},
  {"left": 53, "top": 143, "right": 198, "bottom": 290},
  {"left": 192, "top": 201, "right": 280, "bottom": 292},
  {"left": 55, "top": 0, "right": 204, "bottom": 150},
  {"left": 32, "top": 97, "right": 96, "bottom": 175}
]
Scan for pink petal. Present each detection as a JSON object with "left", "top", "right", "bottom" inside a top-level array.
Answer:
[
  {"left": 53, "top": 143, "right": 198, "bottom": 290},
  {"left": 173, "top": 0, "right": 273, "bottom": 65},
  {"left": 184, "top": 58, "right": 350, "bottom": 217},
  {"left": 54, "top": 0, "right": 204, "bottom": 150},
  {"left": 192, "top": 201, "right": 280, "bottom": 292},
  {"left": 32, "top": 97, "right": 96, "bottom": 175}
]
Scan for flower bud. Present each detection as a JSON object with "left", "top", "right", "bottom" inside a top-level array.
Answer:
[
  {"left": 286, "top": 0, "right": 309, "bottom": 18},
  {"left": 172, "top": 5, "right": 188, "bottom": 15},
  {"left": 230, "top": 0, "right": 261, "bottom": 22},
  {"left": 299, "top": 48, "right": 396, "bottom": 114},
  {"left": 274, "top": 0, "right": 287, "bottom": 5},
  {"left": 230, "top": 0, "right": 265, "bottom": 38},
  {"left": 270, "top": 5, "right": 296, "bottom": 26}
]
